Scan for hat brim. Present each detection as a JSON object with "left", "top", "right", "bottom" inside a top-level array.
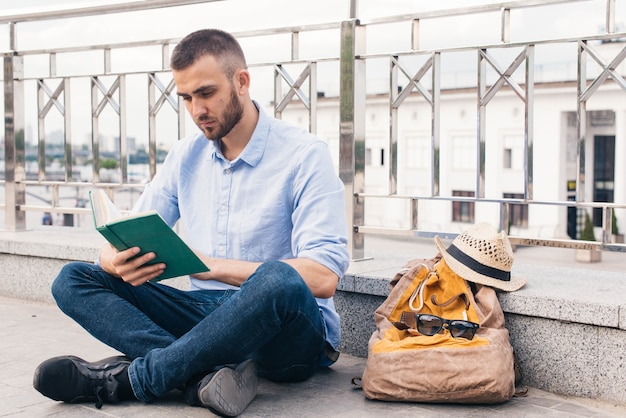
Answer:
[{"left": 434, "top": 236, "right": 527, "bottom": 292}]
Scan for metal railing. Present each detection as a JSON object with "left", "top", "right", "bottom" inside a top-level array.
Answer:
[{"left": 1, "top": 0, "right": 626, "bottom": 259}]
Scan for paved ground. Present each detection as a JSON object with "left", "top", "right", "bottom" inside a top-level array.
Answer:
[{"left": 2, "top": 296, "right": 626, "bottom": 417}]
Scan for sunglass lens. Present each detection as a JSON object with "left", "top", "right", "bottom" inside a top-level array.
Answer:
[
  {"left": 448, "top": 321, "right": 478, "bottom": 340},
  {"left": 415, "top": 314, "right": 443, "bottom": 336}
]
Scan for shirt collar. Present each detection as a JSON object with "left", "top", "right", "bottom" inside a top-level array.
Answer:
[{"left": 214, "top": 100, "right": 269, "bottom": 167}]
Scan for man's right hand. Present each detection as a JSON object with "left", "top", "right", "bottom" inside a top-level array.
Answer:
[{"left": 99, "top": 244, "right": 166, "bottom": 286}]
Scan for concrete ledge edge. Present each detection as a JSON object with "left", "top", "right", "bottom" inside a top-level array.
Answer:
[{"left": 1, "top": 228, "right": 624, "bottom": 330}]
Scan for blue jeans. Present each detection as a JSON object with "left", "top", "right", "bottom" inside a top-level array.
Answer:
[{"left": 51, "top": 260, "right": 328, "bottom": 402}]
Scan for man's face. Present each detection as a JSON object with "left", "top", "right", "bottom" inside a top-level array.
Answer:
[{"left": 173, "top": 55, "right": 244, "bottom": 141}]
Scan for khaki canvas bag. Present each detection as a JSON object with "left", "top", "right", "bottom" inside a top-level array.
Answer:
[{"left": 361, "top": 255, "right": 516, "bottom": 403}]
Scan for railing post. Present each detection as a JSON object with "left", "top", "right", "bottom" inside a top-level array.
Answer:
[
  {"left": 3, "top": 22, "right": 26, "bottom": 231},
  {"left": 576, "top": 40, "right": 587, "bottom": 204},
  {"left": 339, "top": 19, "right": 366, "bottom": 260}
]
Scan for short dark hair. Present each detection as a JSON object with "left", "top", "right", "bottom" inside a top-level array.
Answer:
[{"left": 170, "top": 29, "right": 247, "bottom": 78}]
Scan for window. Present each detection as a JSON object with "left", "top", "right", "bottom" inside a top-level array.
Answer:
[
  {"left": 406, "top": 136, "right": 430, "bottom": 169},
  {"left": 503, "top": 148, "right": 512, "bottom": 169},
  {"left": 365, "top": 148, "right": 386, "bottom": 167},
  {"left": 592, "top": 135, "right": 615, "bottom": 227},
  {"left": 451, "top": 136, "right": 476, "bottom": 170},
  {"left": 502, "top": 135, "right": 523, "bottom": 170},
  {"left": 503, "top": 193, "right": 528, "bottom": 228},
  {"left": 452, "top": 190, "right": 475, "bottom": 223}
]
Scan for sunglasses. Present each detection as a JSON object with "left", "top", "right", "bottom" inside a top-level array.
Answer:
[
  {"left": 393, "top": 312, "right": 480, "bottom": 340},
  {"left": 415, "top": 314, "right": 479, "bottom": 340}
]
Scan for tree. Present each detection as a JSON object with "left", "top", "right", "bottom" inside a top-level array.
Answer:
[
  {"left": 100, "top": 159, "right": 118, "bottom": 169},
  {"left": 580, "top": 211, "right": 596, "bottom": 241}
]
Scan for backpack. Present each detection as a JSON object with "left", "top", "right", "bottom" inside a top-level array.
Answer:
[{"left": 360, "top": 255, "right": 516, "bottom": 403}]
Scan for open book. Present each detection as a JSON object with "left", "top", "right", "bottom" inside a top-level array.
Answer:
[{"left": 89, "top": 189, "right": 209, "bottom": 282}]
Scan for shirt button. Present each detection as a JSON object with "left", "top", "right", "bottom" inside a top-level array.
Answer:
[
  {"left": 218, "top": 246, "right": 225, "bottom": 252},
  {"left": 224, "top": 168, "right": 231, "bottom": 174},
  {"left": 220, "top": 204, "right": 227, "bottom": 211}
]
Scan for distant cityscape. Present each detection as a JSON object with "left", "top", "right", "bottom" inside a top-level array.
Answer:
[{"left": 0, "top": 129, "right": 171, "bottom": 183}]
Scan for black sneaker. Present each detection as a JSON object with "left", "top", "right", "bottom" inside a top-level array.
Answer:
[
  {"left": 196, "top": 360, "right": 258, "bottom": 417},
  {"left": 33, "top": 355, "right": 131, "bottom": 409}
]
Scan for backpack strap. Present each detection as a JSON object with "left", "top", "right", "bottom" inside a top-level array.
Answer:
[
  {"left": 408, "top": 267, "right": 435, "bottom": 313},
  {"left": 431, "top": 292, "right": 470, "bottom": 310},
  {"left": 407, "top": 265, "right": 472, "bottom": 321}
]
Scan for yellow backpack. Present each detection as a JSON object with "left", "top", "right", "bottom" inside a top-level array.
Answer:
[{"left": 361, "top": 255, "right": 516, "bottom": 403}]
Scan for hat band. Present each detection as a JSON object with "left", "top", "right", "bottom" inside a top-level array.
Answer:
[{"left": 447, "top": 244, "right": 511, "bottom": 282}]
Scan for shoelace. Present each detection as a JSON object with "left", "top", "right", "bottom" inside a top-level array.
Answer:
[
  {"left": 94, "top": 386, "right": 106, "bottom": 409},
  {"left": 92, "top": 371, "right": 120, "bottom": 409}
]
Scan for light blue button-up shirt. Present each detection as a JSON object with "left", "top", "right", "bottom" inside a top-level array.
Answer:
[{"left": 132, "top": 103, "right": 350, "bottom": 352}]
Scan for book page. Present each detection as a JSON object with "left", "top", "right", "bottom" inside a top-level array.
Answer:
[{"left": 90, "top": 189, "right": 124, "bottom": 227}]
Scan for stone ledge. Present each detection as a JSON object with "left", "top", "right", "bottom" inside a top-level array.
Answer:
[
  {"left": 1, "top": 227, "right": 624, "bottom": 330},
  {"left": 341, "top": 256, "right": 626, "bottom": 331},
  {"left": 0, "top": 227, "right": 102, "bottom": 261}
]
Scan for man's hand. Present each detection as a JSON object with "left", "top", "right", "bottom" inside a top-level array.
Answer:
[{"left": 99, "top": 244, "right": 166, "bottom": 286}]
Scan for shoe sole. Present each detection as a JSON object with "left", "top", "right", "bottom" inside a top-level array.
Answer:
[
  {"left": 33, "top": 355, "right": 130, "bottom": 403},
  {"left": 198, "top": 359, "right": 258, "bottom": 417}
]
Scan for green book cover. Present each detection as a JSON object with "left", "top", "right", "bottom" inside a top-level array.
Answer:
[{"left": 89, "top": 189, "right": 209, "bottom": 282}]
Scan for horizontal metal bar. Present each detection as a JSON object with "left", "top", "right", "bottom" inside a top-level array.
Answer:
[
  {"left": 0, "top": 0, "right": 224, "bottom": 25},
  {"left": 9, "top": 25, "right": 622, "bottom": 63},
  {"left": 357, "top": 226, "right": 459, "bottom": 240},
  {"left": 354, "top": 193, "right": 626, "bottom": 209},
  {"left": 356, "top": 31, "right": 626, "bottom": 61},
  {"left": 360, "top": 0, "right": 587, "bottom": 25},
  {"left": 356, "top": 226, "right": 626, "bottom": 253},
  {"left": 0, "top": 0, "right": 584, "bottom": 28},
  {"left": 18, "top": 205, "right": 92, "bottom": 215},
  {"left": 3, "top": 38, "right": 179, "bottom": 56},
  {"left": 3, "top": 22, "right": 343, "bottom": 57}
]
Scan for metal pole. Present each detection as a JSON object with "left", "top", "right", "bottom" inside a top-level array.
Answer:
[
  {"left": 339, "top": 19, "right": 366, "bottom": 260},
  {"left": 3, "top": 22, "right": 26, "bottom": 231}
]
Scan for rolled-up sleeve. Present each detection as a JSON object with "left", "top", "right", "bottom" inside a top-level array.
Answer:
[{"left": 291, "top": 141, "right": 350, "bottom": 279}]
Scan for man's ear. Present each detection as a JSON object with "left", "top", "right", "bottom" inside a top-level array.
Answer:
[{"left": 235, "top": 69, "right": 250, "bottom": 94}]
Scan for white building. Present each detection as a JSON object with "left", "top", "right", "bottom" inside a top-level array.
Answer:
[{"left": 276, "top": 40, "right": 626, "bottom": 240}]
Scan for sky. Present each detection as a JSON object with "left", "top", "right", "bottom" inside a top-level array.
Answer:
[{"left": 0, "top": 0, "right": 622, "bottom": 146}]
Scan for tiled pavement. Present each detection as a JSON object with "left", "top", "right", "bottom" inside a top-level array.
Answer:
[{"left": 2, "top": 296, "right": 626, "bottom": 417}]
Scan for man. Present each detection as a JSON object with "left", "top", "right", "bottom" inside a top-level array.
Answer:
[{"left": 33, "top": 29, "right": 349, "bottom": 417}]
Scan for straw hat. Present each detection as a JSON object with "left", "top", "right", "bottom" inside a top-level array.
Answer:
[{"left": 434, "top": 222, "right": 527, "bottom": 292}]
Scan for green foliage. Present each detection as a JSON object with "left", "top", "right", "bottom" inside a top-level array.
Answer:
[
  {"left": 612, "top": 210, "right": 619, "bottom": 235},
  {"left": 580, "top": 211, "right": 596, "bottom": 241},
  {"left": 100, "top": 159, "right": 118, "bottom": 169}
]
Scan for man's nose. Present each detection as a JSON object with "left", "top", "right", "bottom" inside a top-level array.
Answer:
[{"left": 191, "top": 99, "right": 207, "bottom": 119}]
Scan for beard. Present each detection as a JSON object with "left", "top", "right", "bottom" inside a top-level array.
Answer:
[{"left": 196, "top": 87, "right": 244, "bottom": 141}]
